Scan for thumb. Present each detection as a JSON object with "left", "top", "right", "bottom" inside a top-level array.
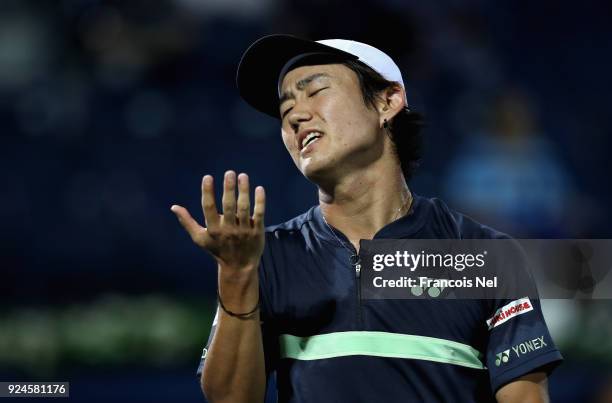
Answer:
[{"left": 170, "top": 204, "right": 202, "bottom": 241}]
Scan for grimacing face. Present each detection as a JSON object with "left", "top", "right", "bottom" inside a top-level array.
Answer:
[{"left": 279, "top": 63, "right": 387, "bottom": 183}]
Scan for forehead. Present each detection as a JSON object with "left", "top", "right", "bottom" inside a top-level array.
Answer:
[{"left": 279, "top": 63, "right": 358, "bottom": 93}]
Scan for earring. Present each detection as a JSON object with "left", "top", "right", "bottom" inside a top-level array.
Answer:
[{"left": 383, "top": 119, "right": 389, "bottom": 129}]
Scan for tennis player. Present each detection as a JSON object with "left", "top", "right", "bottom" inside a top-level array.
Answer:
[{"left": 171, "top": 35, "right": 562, "bottom": 403}]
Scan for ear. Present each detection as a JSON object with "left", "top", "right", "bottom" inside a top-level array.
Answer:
[{"left": 376, "top": 84, "right": 406, "bottom": 128}]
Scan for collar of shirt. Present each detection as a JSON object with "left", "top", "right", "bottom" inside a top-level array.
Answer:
[{"left": 309, "top": 193, "right": 429, "bottom": 246}]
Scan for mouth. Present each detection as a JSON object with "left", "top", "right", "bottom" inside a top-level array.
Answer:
[{"left": 298, "top": 130, "right": 324, "bottom": 152}]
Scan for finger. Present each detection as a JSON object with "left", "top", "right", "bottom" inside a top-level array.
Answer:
[
  {"left": 252, "top": 186, "right": 266, "bottom": 229},
  {"left": 221, "top": 170, "right": 237, "bottom": 226},
  {"left": 237, "top": 173, "right": 251, "bottom": 228},
  {"left": 201, "top": 175, "right": 219, "bottom": 230},
  {"left": 170, "top": 205, "right": 204, "bottom": 241}
]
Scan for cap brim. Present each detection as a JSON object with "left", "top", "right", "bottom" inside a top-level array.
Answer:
[{"left": 236, "top": 34, "right": 358, "bottom": 119}]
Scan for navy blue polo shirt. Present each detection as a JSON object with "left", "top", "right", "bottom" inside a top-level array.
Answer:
[{"left": 197, "top": 194, "right": 562, "bottom": 402}]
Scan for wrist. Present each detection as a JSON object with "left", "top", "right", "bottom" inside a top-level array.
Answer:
[
  {"left": 217, "top": 263, "right": 260, "bottom": 313},
  {"left": 217, "top": 289, "right": 260, "bottom": 319},
  {"left": 218, "top": 262, "right": 259, "bottom": 284}
]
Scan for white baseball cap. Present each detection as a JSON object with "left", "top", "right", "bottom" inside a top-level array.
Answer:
[{"left": 237, "top": 34, "right": 407, "bottom": 119}]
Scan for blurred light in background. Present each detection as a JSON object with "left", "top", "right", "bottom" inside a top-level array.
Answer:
[{"left": 0, "top": 295, "right": 212, "bottom": 375}]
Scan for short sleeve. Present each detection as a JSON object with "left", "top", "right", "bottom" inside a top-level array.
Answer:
[{"left": 485, "top": 296, "right": 563, "bottom": 392}]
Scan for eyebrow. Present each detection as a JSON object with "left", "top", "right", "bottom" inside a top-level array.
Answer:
[{"left": 279, "top": 73, "right": 331, "bottom": 105}]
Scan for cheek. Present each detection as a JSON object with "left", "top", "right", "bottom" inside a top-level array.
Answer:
[
  {"left": 281, "top": 129, "right": 296, "bottom": 152},
  {"left": 326, "top": 100, "right": 378, "bottom": 143}
]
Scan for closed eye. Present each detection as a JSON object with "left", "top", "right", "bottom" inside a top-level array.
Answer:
[
  {"left": 281, "top": 106, "right": 293, "bottom": 119},
  {"left": 281, "top": 87, "right": 328, "bottom": 119},
  {"left": 309, "top": 87, "right": 328, "bottom": 97}
]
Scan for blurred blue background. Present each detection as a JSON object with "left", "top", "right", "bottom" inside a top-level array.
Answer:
[{"left": 1, "top": 0, "right": 611, "bottom": 402}]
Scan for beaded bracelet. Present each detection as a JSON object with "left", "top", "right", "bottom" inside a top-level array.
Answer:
[{"left": 217, "top": 289, "right": 260, "bottom": 319}]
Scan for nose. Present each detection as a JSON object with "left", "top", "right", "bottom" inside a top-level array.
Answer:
[{"left": 287, "top": 103, "right": 313, "bottom": 133}]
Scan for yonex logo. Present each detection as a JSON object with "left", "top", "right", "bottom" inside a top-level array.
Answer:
[
  {"left": 410, "top": 277, "right": 445, "bottom": 298},
  {"left": 410, "top": 284, "right": 444, "bottom": 298},
  {"left": 512, "top": 336, "right": 547, "bottom": 357},
  {"left": 495, "top": 336, "right": 547, "bottom": 367},
  {"left": 495, "top": 349, "right": 510, "bottom": 366}
]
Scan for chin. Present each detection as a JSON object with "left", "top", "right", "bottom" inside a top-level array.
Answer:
[{"left": 299, "top": 159, "right": 333, "bottom": 183}]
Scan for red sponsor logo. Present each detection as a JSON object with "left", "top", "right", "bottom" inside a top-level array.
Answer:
[
  {"left": 489, "top": 302, "right": 531, "bottom": 327},
  {"left": 486, "top": 298, "right": 534, "bottom": 330}
]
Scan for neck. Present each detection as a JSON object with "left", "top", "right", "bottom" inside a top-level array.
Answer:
[{"left": 318, "top": 160, "right": 411, "bottom": 251}]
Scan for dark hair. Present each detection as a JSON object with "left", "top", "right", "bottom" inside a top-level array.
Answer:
[{"left": 340, "top": 59, "right": 423, "bottom": 181}]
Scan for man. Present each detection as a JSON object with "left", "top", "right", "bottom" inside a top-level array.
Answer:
[{"left": 170, "top": 35, "right": 562, "bottom": 402}]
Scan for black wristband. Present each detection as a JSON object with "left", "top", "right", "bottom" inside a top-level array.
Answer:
[{"left": 217, "top": 289, "right": 260, "bottom": 319}]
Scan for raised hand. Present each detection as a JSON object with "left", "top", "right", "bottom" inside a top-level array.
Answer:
[{"left": 171, "top": 171, "right": 266, "bottom": 271}]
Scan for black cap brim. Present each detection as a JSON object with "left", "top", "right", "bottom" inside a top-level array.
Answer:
[{"left": 236, "top": 34, "right": 358, "bottom": 119}]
